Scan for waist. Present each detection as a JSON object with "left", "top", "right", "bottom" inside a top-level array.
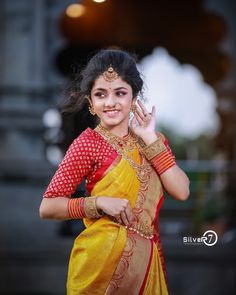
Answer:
[
  {"left": 125, "top": 222, "right": 154, "bottom": 240},
  {"left": 85, "top": 215, "right": 155, "bottom": 240}
]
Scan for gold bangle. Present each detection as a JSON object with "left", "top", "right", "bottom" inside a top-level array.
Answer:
[
  {"left": 84, "top": 196, "right": 103, "bottom": 219},
  {"left": 141, "top": 138, "right": 166, "bottom": 161}
]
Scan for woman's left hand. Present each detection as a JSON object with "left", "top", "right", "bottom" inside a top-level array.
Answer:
[{"left": 131, "top": 100, "right": 157, "bottom": 144}]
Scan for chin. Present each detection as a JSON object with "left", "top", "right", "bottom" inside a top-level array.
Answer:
[
  {"left": 101, "top": 117, "right": 122, "bottom": 127},
  {"left": 102, "top": 121, "right": 120, "bottom": 128}
]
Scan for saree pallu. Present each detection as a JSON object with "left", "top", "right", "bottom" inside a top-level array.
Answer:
[{"left": 67, "top": 147, "right": 169, "bottom": 295}]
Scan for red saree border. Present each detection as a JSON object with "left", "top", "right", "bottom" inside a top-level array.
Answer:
[
  {"left": 154, "top": 226, "right": 169, "bottom": 289},
  {"left": 152, "top": 194, "right": 164, "bottom": 226}
]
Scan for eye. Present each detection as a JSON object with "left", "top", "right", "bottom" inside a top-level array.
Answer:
[
  {"left": 94, "top": 92, "right": 106, "bottom": 98},
  {"left": 116, "top": 91, "right": 127, "bottom": 97}
]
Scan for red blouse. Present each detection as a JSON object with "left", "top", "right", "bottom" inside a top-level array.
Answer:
[
  {"left": 43, "top": 128, "right": 117, "bottom": 198},
  {"left": 43, "top": 128, "right": 175, "bottom": 198}
]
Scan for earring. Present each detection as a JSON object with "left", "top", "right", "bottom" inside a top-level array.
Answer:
[
  {"left": 85, "top": 95, "right": 96, "bottom": 116},
  {"left": 88, "top": 105, "right": 96, "bottom": 116}
]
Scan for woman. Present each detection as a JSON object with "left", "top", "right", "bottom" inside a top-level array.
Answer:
[{"left": 40, "top": 48, "right": 190, "bottom": 295}]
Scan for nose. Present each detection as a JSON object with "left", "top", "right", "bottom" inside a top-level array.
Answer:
[{"left": 105, "top": 93, "right": 117, "bottom": 107}]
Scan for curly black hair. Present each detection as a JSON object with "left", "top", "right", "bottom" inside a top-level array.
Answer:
[{"left": 60, "top": 48, "right": 144, "bottom": 114}]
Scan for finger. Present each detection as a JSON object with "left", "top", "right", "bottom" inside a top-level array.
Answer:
[
  {"left": 124, "top": 207, "right": 134, "bottom": 225},
  {"left": 120, "top": 211, "right": 129, "bottom": 226},
  {"left": 115, "top": 214, "right": 122, "bottom": 224},
  {"left": 135, "top": 106, "right": 146, "bottom": 120},
  {"left": 130, "top": 116, "right": 137, "bottom": 129},
  {"left": 135, "top": 108, "right": 144, "bottom": 122},
  {"left": 137, "top": 100, "right": 148, "bottom": 116},
  {"left": 134, "top": 112, "right": 143, "bottom": 126}
]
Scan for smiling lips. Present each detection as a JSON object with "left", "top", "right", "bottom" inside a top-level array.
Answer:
[{"left": 103, "top": 109, "right": 120, "bottom": 118}]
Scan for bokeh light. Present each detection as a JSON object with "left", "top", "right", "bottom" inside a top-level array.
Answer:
[
  {"left": 93, "top": 0, "right": 106, "bottom": 3},
  {"left": 66, "top": 4, "right": 86, "bottom": 18},
  {"left": 42, "top": 108, "right": 62, "bottom": 128}
]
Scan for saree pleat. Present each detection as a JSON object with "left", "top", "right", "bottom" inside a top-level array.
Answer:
[
  {"left": 67, "top": 146, "right": 169, "bottom": 295},
  {"left": 67, "top": 218, "right": 127, "bottom": 295}
]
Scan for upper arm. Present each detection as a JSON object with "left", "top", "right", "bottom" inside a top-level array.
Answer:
[{"left": 43, "top": 130, "right": 96, "bottom": 198}]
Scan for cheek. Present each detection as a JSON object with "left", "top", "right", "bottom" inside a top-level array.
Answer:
[
  {"left": 124, "top": 97, "right": 133, "bottom": 108},
  {"left": 91, "top": 98, "right": 102, "bottom": 109}
]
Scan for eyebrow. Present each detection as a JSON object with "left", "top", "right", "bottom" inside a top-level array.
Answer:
[{"left": 93, "top": 87, "right": 128, "bottom": 92}]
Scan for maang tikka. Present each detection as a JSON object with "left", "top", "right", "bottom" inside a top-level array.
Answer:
[{"left": 102, "top": 65, "right": 118, "bottom": 82}]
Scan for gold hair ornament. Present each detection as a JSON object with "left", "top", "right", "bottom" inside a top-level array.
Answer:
[{"left": 102, "top": 66, "right": 118, "bottom": 82}]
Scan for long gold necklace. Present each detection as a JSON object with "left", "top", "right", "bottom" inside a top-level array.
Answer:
[{"left": 95, "top": 124, "right": 151, "bottom": 181}]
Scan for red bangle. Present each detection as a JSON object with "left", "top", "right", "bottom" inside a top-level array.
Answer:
[
  {"left": 68, "top": 198, "right": 86, "bottom": 219},
  {"left": 151, "top": 150, "right": 176, "bottom": 175}
]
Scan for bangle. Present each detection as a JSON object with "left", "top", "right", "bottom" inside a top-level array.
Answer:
[
  {"left": 141, "top": 137, "right": 167, "bottom": 161},
  {"left": 68, "top": 198, "right": 86, "bottom": 219},
  {"left": 84, "top": 196, "right": 104, "bottom": 219},
  {"left": 151, "top": 151, "right": 176, "bottom": 175}
]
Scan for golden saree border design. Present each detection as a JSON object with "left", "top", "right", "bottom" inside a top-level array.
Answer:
[
  {"left": 138, "top": 240, "right": 154, "bottom": 295},
  {"left": 105, "top": 162, "right": 169, "bottom": 294},
  {"left": 105, "top": 233, "right": 152, "bottom": 295}
]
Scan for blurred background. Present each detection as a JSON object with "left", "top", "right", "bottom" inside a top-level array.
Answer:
[{"left": 0, "top": 0, "right": 236, "bottom": 294}]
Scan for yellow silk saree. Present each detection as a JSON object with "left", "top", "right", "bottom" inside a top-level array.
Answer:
[{"left": 67, "top": 143, "right": 169, "bottom": 295}]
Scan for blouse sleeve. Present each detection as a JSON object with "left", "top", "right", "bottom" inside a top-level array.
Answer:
[
  {"left": 43, "top": 129, "right": 96, "bottom": 198},
  {"left": 159, "top": 132, "right": 174, "bottom": 154}
]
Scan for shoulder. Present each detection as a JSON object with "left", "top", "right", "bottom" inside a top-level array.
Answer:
[
  {"left": 78, "top": 127, "right": 108, "bottom": 144},
  {"left": 71, "top": 127, "right": 105, "bottom": 153},
  {"left": 74, "top": 128, "right": 97, "bottom": 143}
]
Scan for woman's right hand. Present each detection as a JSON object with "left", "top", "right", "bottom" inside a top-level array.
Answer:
[{"left": 96, "top": 197, "right": 135, "bottom": 226}]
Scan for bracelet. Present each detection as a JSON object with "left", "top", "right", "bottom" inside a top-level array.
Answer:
[
  {"left": 151, "top": 151, "right": 176, "bottom": 175},
  {"left": 141, "top": 137, "right": 167, "bottom": 161},
  {"left": 68, "top": 198, "right": 86, "bottom": 219},
  {"left": 84, "top": 196, "right": 104, "bottom": 219}
]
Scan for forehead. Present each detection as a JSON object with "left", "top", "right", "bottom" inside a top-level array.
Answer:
[{"left": 92, "top": 75, "right": 131, "bottom": 91}]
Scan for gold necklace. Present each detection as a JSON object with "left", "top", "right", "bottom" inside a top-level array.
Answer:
[
  {"left": 95, "top": 124, "right": 151, "bottom": 181},
  {"left": 97, "top": 124, "right": 137, "bottom": 151}
]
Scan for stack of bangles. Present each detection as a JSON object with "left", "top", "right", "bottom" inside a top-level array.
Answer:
[
  {"left": 68, "top": 196, "right": 103, "bottom": 219},
  {"left": 141, "top": 135, "right": 176, "bottom": 175}
]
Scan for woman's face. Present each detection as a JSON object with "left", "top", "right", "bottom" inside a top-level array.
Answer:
[{"left": 90, "top": 75, "right": 134, "bottom": 132}]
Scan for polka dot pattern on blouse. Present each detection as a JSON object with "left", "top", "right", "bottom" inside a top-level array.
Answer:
[{"left": 43, "top": 128, "right": 116, "bottom": 198}]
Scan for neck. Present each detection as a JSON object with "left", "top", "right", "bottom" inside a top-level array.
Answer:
[{"left": 99, "top": 123, "right": 129, "bottom": 138}]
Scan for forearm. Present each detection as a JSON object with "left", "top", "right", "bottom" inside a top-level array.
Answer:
[
  {"left": 160, "top": 165, "right": 190, "bottom": 201},
  {"left": 39, "top": 197, "right": 70, "bottom": 220},
  {"left": 141, "top": 132, "right": 190, "bottom": 201}
]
